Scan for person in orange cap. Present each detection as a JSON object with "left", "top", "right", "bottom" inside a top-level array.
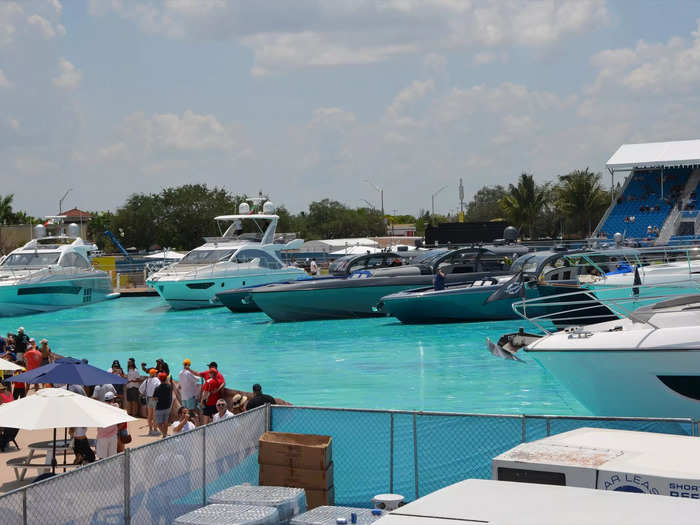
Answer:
[{"left": 138, "top": 368, "right": 161, "bottom": 435}]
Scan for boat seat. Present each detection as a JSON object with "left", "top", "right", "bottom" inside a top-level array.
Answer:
[{"left": 473, "top": 280, "right": 483, "bottom": 286}]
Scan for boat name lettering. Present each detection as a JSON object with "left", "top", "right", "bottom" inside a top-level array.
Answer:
[
  {"left": 669, "top": 482, "right": 700, "bottom": 499},
  {"left": 602, "top": 473, "right": 660, "bottom": 494}
]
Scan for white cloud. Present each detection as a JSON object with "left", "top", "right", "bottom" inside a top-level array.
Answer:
[
  {"left": 589, "top": 19, "right": 700, "bottom": 95},
  {"left": 90, "top": 0, "right": 609, "bottom": 74},
  {"left": 27, "top": 14, "right": 64, "bottom": 39},
  {"left": 386, "top": 79, "right": 435, "bottom": 122},
  {"left": 309, "top": 107, "right": 357, "bottom": 129},
  {"left": 0, "top": 69, "right": 10, "bottom": 87},
  {"left": 0, "top": 2, "right": 23, "bottom": 47},
  {"left": 52, "top": 58, "right": 82, "bottom": 89}
]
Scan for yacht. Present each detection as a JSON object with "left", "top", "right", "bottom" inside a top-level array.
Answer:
[
  {"left": 233, "top": 245, "right": 529, "bottom": 321},
  {"left": 377, "top": 251, "right": 616, "bottom": 324},
  {"left": 489, "top": 294, "right": 700, "bottom": 418},
  {"left": 146, "top": 200, "right": 306, "bottom": 310},
  {"left": 0, "top": 219, "right": 116, "bottom": 316}
]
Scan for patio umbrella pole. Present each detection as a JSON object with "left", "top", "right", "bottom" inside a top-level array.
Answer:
[
  {"left": 52, "top": 428, "right": 57, "bottom": 475},
  {"left": 63, "top": 428, "right": 67, "bottom": 472}
]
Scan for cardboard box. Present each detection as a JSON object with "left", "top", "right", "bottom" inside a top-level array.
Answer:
[
  {"left": 259, "top": 462, "right": 334, "bottom": 490},
  {"left": 258, "top": 432, "right": 332, "bottom": 470},
  {"left": 305, "top": 486, "right": 335, "bottom": 510}
]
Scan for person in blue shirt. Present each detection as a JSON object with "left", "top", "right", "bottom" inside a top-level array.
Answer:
[{"left": 434, "top": 268, "right": 446, "bottom": 291}]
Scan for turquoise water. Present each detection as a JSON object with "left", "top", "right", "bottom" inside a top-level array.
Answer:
[{"left": 6, "top": 298, "right": 589, "bottom": 415}]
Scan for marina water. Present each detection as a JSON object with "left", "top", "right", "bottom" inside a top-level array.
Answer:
[{"left": 6, "top": 297, "right": 588, "bottom": 415}]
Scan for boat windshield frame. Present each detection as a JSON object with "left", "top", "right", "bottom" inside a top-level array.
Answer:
[
  {"left": 1, "top": 252, "right": 61, "bottom": 268},
  {"left": 178, "top": 249, "right": 237, "bottom": 265}
]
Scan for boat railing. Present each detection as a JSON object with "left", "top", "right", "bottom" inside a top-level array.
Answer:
[{"left": 512, "top": 279, "right": 700, "bottom": 334}]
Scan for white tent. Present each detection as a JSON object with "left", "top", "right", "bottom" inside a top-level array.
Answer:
[
  {"left": 330, "top": 245, "right": 382, "bottom": 255},
  {"left": 607, "top": 139, "right": 700, "bottom": 170}
]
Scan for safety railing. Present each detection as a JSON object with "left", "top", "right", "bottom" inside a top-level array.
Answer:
[{"left": 0, "top": 405, "right": 695, "bottom": 524}]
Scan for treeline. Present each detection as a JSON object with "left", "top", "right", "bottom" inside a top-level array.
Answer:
[
  {"left": 0, "top": 195, "right": 34, "bottom": 225},
  {"left": 463, "top": 169, "right": 611, "bottom": 239},
  {"left": 87, "top": 185, "right": 388, "bottom": 251}
]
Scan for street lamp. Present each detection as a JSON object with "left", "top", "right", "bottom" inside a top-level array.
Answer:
[
  {"left": 363, "top": 180, "right": 384, "bottom": 217},
  {"left": 431, "top": 185, "right": 448, "bottom": 216}
]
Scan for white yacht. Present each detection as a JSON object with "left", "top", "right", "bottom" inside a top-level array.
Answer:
[
  {"left": 146, "top": 200, "right": 306, "bottom": 310},
  {"left": 0, "top": 219, "right": 116, "bottom": 316},
  {"left": 489, "top": 294, "right": 700, "bottom": 419}
]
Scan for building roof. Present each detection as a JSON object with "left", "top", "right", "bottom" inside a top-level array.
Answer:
[
  {"left": 606, "top": 139, "right": 700, "bottom": 170},
  {"left": 63, "top": 208, "right": 92, "bottom": 219}
]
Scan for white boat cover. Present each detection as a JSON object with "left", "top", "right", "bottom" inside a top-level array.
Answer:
[{"left": 606, "top": 139, "right": 700, "bottom": 170}]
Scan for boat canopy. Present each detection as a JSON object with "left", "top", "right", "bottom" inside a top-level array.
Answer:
[
  {"left": 606, "top": 139, "right": 700, "bottom": 171},
  {"left": 214, "top": 214, "right": 279, "bottom": 221}
]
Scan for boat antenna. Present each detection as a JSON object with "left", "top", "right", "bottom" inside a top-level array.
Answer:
[{"left": 59, "top": 188, "right": 73, "bottom": 215}]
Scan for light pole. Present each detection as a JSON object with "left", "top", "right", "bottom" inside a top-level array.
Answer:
[
  {"left": 59, "top": 188, "right": 73, "bottom": 215},
  {"left": 431, "top": 185, "right": 448, "bottom": 217},
  {"left": 363, "top": 180, "right": 384, "bottom": 217}
]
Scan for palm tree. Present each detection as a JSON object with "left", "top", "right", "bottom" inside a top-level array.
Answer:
[
  {"left": 555, "top": 169, "right": 609, "bottom": 237},
  {"left": 500, "top": 173, "right": 547, "bottom": 239},
  {"left": 0, "top": 194, "right": 13, "bottom": 224}
]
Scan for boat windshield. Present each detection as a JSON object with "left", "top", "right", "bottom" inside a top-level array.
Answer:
[
  {"left": 329, "top": 255, "right": 355, "bottom": 274},
  {"left": 412, "top": 249, "right": 449, "bottom": 266},
  {"left": 509, "top": 253, "right": 552, "bottom": 275},
  {"left": 2, "top": 252, "right": 61, "bottom": 267},
  {"left": 179, "top": 249, "right": 236, "bottom": 265}
]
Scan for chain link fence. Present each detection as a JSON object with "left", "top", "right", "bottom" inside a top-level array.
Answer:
[
  {"left": 270, "top": 406, "right": 695, "bottom": 506},
  {"left": 0, "top": 405, "right": 695, "bottom": 524}
]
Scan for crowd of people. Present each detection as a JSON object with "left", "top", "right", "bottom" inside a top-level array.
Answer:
[{"left": 0, "top": 328, "right": 278, "bottom": 462}]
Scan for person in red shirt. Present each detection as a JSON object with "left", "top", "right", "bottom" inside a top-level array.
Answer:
[
  {"left": 24, "top": 345, "right": 42, "bottom": 391},
  {"left": 196, "top": 362, "right": 225, "bottom": 391},
  {"left": 200, "top": 369, "right": 220, "bottom": 424}
]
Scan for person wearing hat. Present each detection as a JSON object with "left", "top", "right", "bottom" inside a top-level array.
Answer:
[
  {"left": 178, "top": 358, "right": 200, "bottom": 412},
  {"left": 200, "top": 368, "right": 222, "bottom": 425},
  {"left": 92, "top": 381, "right": 117, "bottom": 403},
  {"left": 14, "top": 327, "right": 29, "bottom": 362},
  {"left": 195, "top": 361, "right": 225, "bottom": 396},
  {"left": 96, "top": 391, "right": 119, "bottom": 459},
  {"left": 138, "top": 368, "right": 161, "bottom": 435},
  {"left": 153, "top": 372, "right": 172, "bottom": 438},
  {"left": 230, "top": 394, "right": 247, "bottom": 415}
]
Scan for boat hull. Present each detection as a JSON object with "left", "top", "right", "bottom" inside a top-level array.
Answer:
[
  {"left": 0, "top": 275, "right": 114, "bottom": 317},
  {"left": 148, "top": 270, "right": 306, "bottom": 310},
  {"left": 530, "top": 348, "right": 700, "bottom": 418},
  {"left": 214, "top": 289, "right": 261, "bottom": 312}
]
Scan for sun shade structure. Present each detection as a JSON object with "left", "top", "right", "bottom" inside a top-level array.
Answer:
[
  {"left": 0, "top": 387, "right": 136, "bottom": 430},
  {"left": 607, "top": 139, "right": 700, "bottom": 171},
  {"left": 7, "top": 356, "right": 126, "bottom": 386},
  {"left": 0, "top": 388, "right": 136, "bottom": 474},
  {"left": 0, "top": 358, "right": 24, "bottom": 372}
]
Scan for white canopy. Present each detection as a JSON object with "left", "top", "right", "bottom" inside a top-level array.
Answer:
[
  {"left": 145, "top": 250, "right": 184, "bottom": 260},
  {"left": 0, "top": 388, "right": 136, "bottom": 430},
  {"left": 331, "top": 245, "right": 382, "bottom": 255},
  {"left": 607, "top": 139, "right": 700, "bottom": 170},
  {"left": 0, "top": 358, "right": 24, "bottom": 371}
]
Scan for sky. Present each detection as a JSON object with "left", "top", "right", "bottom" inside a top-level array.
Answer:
[{"left": 2, "top": 0, "right": 700, "bottom": 218}]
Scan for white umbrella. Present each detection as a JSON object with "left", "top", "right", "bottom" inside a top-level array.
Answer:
[
  {"left": 0, "top": 387, "right": 136, "bottom": 430},
  {"left": 0, "top": 388, "right": 136, "bottom": 473},
  {"left": 0, "top": 358, "right": 24, "bottom": 371}
]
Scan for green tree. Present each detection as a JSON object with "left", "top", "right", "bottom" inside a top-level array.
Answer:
[
  {"left": 86, "top": 211, "right": 116, "bottom": 251},
  {"left": 0, "top": 194, "right": 14, "bottom": 224},
  {"left": 464, "top": 185, "right": 507, "bottom": 221},
  {"left": 500, "top": 173, "right": 548, "bottom": 239},
  {"left": 554, "top": 168, "right": 609, "bottom": 237}
]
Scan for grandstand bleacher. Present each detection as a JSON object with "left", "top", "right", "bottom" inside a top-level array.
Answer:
[{"left": 598, "top": 167, "right": 693, "bottom": 239}]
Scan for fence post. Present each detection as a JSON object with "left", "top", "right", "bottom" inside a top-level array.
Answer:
[
  {"left": 116, "top": 273, "right": 121, "bottom": 292},
  {"left": 389, "top": 413, "right": 394, "bottom": 493},
  {"left": 22, "top": 488, "right": 27, "bottom": 525},
  {"left": 521, "top": 416, "right": 526, "bottom": 442},
  {"left": 412, "top": 413, "right": 419, "bottom": 500},
  {"left": 202, "top": 426, "right": 207, "bottom": 506},
  {"left": 546, "top": 418, "right": 551, "bottom": 437},
  {"left": 266, "top": 404, "right": 271, "bottom": 432},
  {"left": 124, "top": 448, "right": 131, "bottom": 525}
]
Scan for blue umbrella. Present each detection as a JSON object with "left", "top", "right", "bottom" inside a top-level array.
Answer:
[{"left": 7, "top": 357, "right": 126, "bottom": 386}]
